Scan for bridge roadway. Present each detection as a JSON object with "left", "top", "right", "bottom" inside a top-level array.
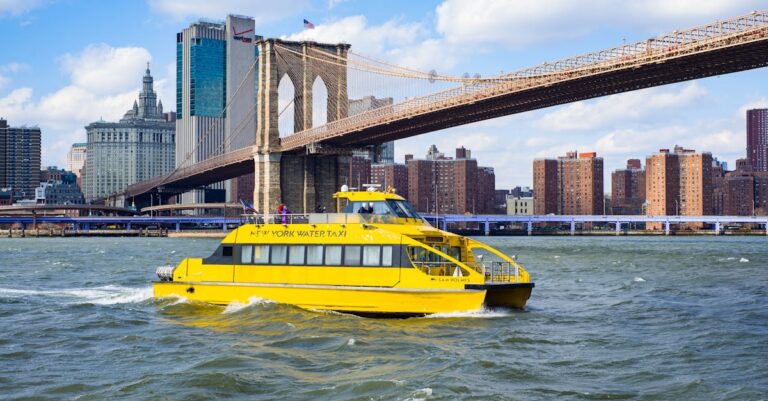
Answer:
[
  {"left": 118, "top": 11, "right": 768, "bottom": 203},
  {"left": 424, "top": 214, "right": 768, "bottom": 235},
  {"left": 0, "top": 204, "right": 138, "bottom": 215},
  {"left": 1, "top": 214, "right": 766, "bottom": 235}
]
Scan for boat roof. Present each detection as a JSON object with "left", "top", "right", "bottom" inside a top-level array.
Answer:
[{"left": 333, "top": 190, "right": 405, "bottom": 202}]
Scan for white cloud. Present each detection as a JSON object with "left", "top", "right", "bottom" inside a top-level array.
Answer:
[
  {"left": 534, "top": 83, "right": 707, "bottom": 131},
  {"left": 0, "top": 44, "right": 174, "bottom": 167},
  {"left": 738, "top": 97, "right": 768, "bottom": 116},
  {"left": 435, "top": 0, "right": 764, "bottom": 47},
  {"left": 282, "top": 15, "right": 460, "bottom": 72},
  {"left": 0, "top": 62, "right": 29, "bottom": 90},
  {"left": 59, "top": 45, "right": 151, "bottom": 96},
  {"left": 0, "top": 0, "right": 47, "bottom": 16},
  {"left": 146, "top": 0, "right": 310, "bottom": 24},
  {"left": 0, "top": 62, "right": 29, "bottom": 73}
]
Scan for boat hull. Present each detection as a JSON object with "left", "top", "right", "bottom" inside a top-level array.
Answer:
[
  {"left": 466, "top": 283, "right": 535, "bottom": 309},
  {"left": 154, "top": 281, "right": 488, "bottom": 316}
]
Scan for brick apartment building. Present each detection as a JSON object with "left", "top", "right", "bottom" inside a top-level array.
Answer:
[
  {"left": 406, "top": 145, "right": 496, "bottom": 214},
  {"left": 646, "top": 146, "right": 712, "bottom": 229},
  {"left": 611, "top": 159, "right": 646, "bottom": 214},
  {"left": 747, "top": 108, "right": 768, "bottom": 172},
  {"left": 533, "top": 151, "right": 604, "bottom": 215}
]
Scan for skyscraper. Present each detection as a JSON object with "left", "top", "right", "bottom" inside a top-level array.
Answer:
[
  {"left": 747, "top": 108, "right": 768, "bottom": 172},
  {"left": 0, "top": 118, "right": 41, "bottom": 201},
  {"left": 82, "top": 66, "right": 175, "bottom": 203},
  {"left": 175, "top": 15, "right": 258, "bottom": 203}
]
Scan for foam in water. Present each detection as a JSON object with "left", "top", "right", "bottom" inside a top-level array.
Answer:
[
  {"left": 740, "top": 257, "right": 749, "bottom": 263},
  {"left": 347, "top": 338, "right": 355, "bottom": 346},
  {"left": 633, "top": 277, "right": 646, "bottom": 282},
  {"left": 221, "top": 296, "right": 275, "bottom": 314},
  {"left": 404, "top": 388, "right": 433, "bottom": 401},
  {"left": 0, "top": 285, "right": 153, "bottom": 305},
  {"left": 426, "top": 306, "right": 512, "bottom": 319}
]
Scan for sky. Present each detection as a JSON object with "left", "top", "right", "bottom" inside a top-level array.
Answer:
[{"left": 1, "top": 0, "right": 767, "bottom": 191}]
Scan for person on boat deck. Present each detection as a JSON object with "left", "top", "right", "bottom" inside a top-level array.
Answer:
[
  {"left": 367, "top": 202, "right": 375, "bottom": 214},
  {"left": 357, "top": 203, "right": 370, "bottom": 214},
  {"left": 277, "top": 203, "right": 290, "bottom": 224},
  {"left": 315, "top": 204, "right": 326, "bottom": 213}
]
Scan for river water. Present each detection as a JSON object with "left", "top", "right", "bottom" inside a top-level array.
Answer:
[{"left": 1, "top": 236, "right": 766, "bottom": 400}]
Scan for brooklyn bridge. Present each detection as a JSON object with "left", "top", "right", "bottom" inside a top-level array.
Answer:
[{"left": 112, "top": 10, "right": 768, "bottom": 214}]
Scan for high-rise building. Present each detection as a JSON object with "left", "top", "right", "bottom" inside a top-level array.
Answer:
[
  {"left": 175, "top": 15, "right": 258, "bottom": 204},
  {"left": 533, "top": 159, "right": 558, "bottom": 214},
  {"left": 405, "top": 145, "right": 495, "bottom": 214},
  {"left": 348, "top": 156, "right": 372, "bottom": 189},
  {"left": 371, "top": 163, "right": 408, "bottom": 195},
  {"left": 747, "top": 108, "right": 768, "bottom": 172},
  {"left": 0, "top": 118, "right": 41, "bottom": 201},
  {"left": 611, "top": 159, "right": 646, "bottom": 215},
  {"left": 533, "top": 151, "right": 603, "bottom": 215},
  {"left": 349, "top": 96, "right": 395, "bottom": 164},
  {"left": 645, "top": 146, "right": 712, "bottom": 229},
  {"left": 66, "top": 143, "right": 87, "bottom": 179},
  {"left": 82, "top": 66, "right": 175, "bottom": 203}
]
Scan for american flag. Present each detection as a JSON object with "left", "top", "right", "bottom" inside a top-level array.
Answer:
[
  {"left": 240, "top": 199, "right": 256, "bottom": 213},
  {"left": 303, "top": 19, "right": 315, "bottom": 29}
]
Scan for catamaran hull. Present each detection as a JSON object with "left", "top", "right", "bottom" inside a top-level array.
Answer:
[
  {"left": 154, "top": 281, "right": 493, "bottom": 316},
  {"left": 467, "top": 283, "right": 535, "bottom": 309}
]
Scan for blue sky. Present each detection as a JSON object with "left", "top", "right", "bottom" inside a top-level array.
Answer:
[{"left": 1, "top": 0, "right": 767, "bottom": 190}]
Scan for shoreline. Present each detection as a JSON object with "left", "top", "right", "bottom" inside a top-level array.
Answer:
[{"left": 1, "top": 229, "right": 765, "bottom": 238}]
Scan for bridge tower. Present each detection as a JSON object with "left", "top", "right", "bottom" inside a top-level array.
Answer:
[{"left": 254, "top": 39, "right": 351, "bottom": 214}]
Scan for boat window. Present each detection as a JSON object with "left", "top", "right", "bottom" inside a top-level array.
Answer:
[
  {"left": 307, "top": 245, "right": 323, "bottom": 265},
  {"left": 289, "top": 245, "right": 305, "bottom": 265},
  {"left": 451, "top": 247, "right": 462, "bottom": 261},
  {"left": 344, "top": 245, "right": 361, "bottom": 266},
  {"left": 362, "top": 246, "right": 381, "bottom": 266},
  {"left": 253, "top": 245, "right": 269, "bottom": 264},
  {"left": 222, "top": 246, "right": 233, "bottom": 257},
  {"left": 385, "top": 200, "right": 410, "bottom": 218},
  {"left": 382, "top": 246, "right": 394, "bottom": 266},
  {"left": 325, "top": 245, "right": 342, "bottom": 265},
  {"left": 271, "top": 245, "right": 287, "bottom": 265},
  {"left": 407, "top": 245, "right": 465, "bottom": 277},
  {"left": 241, "top": 245, "right": 253, "bottom": 264}
]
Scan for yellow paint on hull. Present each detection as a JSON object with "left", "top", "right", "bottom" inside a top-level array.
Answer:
[{"left": 154, "top": 281, "right": 487, "bottom": 315}]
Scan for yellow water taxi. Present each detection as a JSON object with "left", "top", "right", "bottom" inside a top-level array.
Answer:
[{"left": 153, "top": 187, "right": 534, "bottom": 316}]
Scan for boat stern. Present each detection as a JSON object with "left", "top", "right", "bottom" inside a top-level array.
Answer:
[{"left": 466, "top": 282, "right": 535, "bottom": 309}]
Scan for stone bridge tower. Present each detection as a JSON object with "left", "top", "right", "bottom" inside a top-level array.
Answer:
[{"left": 253, "top": 39, "right": 351, "bottom": 214}]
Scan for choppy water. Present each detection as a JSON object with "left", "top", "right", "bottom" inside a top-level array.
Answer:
[{"left": 1, "top": 236, "right": 767, "bottom": 400}]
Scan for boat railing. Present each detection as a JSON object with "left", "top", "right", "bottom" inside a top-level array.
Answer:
[
  {"left": 464, "top": 261, "right": 521, "bottom": 283},
  {"left": 241, "top": 213, "right": 419, "bottom": 225}
]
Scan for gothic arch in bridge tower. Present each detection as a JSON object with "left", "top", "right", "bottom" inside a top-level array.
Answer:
[
  {"left": 277, "top": 74, "right": 296, "bottom": 137},
  {"left": 254, "top": 38, "right": 351, "bottom": 214},
  {"left": 311, "top": 76, "right": 329, "bottom": 128}
]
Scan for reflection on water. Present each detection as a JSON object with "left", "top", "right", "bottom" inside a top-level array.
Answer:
[{"left": 1, "top": 236, "right": 767, "bottom": 400}]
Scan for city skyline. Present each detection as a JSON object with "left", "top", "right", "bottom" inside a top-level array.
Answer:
[{"left": 1, "top": 1, "right": 768, "bottom": 192}]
